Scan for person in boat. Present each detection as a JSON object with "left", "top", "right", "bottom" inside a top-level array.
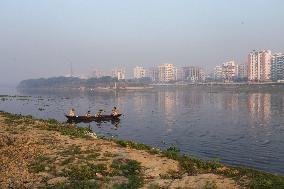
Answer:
[
  {"left": 68, "top": 108, "right": 76, "bottom": 117},
  {"left": 95, "top": 109, "right": 103, "bottom": 117},
  {"left": 85, "top": 110, "right": 92, "bottom": 117},
  {"left": 111, "top": 107, "right": 119, "bottom": 116}
]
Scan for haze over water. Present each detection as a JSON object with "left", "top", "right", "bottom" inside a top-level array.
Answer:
[{"left": 1, "top": 87, "right": 283, "bottom": 175}]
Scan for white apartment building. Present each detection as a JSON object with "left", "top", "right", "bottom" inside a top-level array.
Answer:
[
  {"left": 214, "top": 65, "right": 222, "bottom": 80},
  {"left": 158, "top": 63, "right": 175, "bottom": 82},
  {"left": 147, "top": 67, "right": 159, "bottom": 82},
  {"left": 271, "top": 53, "right": 284, "bottom": 81},
  {"left": 248, "top": 50, "right": 272, "bottom": 81},
  {"left": 112, "top": 69, "right": 125, "bottom": 80},
  {"left": 238, "top": 63, "right": 248, "bottom": 79},
  {"left": 175, "top": 67, "right": 184, "bottom": 81},
  {"left": 133, "top": 66, "right": 146, "bottom": 79},
  {"left": 222, "top": 61, "right": 238, "bottom": 82},
  {"left": 182, "top": 66, "right": 205, "bottom": 82}
]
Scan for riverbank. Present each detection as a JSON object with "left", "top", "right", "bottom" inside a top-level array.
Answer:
[{"left": 0, "top": 112, "right": 283, "bottom": 188}]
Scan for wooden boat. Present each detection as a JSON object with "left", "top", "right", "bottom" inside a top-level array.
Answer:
[{"left": 65, "top": 114, "right": 122, "bottom": 123}]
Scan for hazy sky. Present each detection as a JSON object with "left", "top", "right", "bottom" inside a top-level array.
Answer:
[{"left": 1, "top": 0, "right": 284, "bottom": 85}]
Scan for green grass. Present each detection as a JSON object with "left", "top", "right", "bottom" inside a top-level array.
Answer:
[
  {"left": 110, "top": 159, "right": 144, "bottom": 189},
  {"left": 45, "top": 181, "right": 101, "bottom": 189},
  {"left": 29, "top": 155, "right": 52, "bottom": 173},
  {"left": 111, "top": 138, "right": 284, "bottom": 189},
  {"left": 65, "top": 165, "right": 96, "bottom": 180},
  {"left": 60, "top": 156, "right": 75, "bottom": 165},
  {"left": 1, "top": 111, "right": 284, "bottom": 189},
  {"left": 60, "top": 145, "right": 82, "bottom": 156},
  {"left": 204, "top": 180, "right": 217, "bottom": 189},
  {"left": 1, "top": 112, "right": 91, "bottom": 139},
  {"left": 112, "top": 138, "right": 161, "bottom": 154},
  {"left": 86, "top": 152, "right": 101, "bottom": 160},
  {"left": 65, "top": 163, "right": 108, "bottom": 181}
]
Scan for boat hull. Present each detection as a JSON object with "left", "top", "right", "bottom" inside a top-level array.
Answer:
[{"left": 65, "top": 114, "right": 121, "bottom": 123}]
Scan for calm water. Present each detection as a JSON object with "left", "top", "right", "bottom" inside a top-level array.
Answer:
[{"left": 0, "top": 87, "right": 284, "bottom": 175}]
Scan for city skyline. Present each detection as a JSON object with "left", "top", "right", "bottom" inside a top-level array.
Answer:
[{"left": 1, "top": 0, "right": 284, "bottom": 85}]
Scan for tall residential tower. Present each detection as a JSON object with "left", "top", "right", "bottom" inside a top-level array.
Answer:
[{"left": 248, "top": 50, "right": 272, "bottom": 81}]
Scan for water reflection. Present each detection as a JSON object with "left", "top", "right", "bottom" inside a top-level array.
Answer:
[{"left": 247, "top": 93, "right": 271, "bottom": 126}]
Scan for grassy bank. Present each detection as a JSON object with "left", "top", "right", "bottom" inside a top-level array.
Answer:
[{"left": 0, "top": 111, "right": 283, "bottom": 189}]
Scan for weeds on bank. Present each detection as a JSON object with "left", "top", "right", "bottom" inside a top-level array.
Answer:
[
  {"left": 2, "top": 112, "right": 35, "bottom": 125},
  {"left": 111, "top": 159, "right": 144, "bottom": 189},
  {"left": 46, "top": 181, "right": 101, "bottom": 189},
  {"left": 60, "top": 145, "right": 82, "bottom": 156},
  {"left": 60, "top": 156, "right": 75, "bottom": 165},
  {"left": 218, "top": 167, "right": 284, "bottom": 189},
  {"left": 112, "top": 138, "right": 160, "bottom": 154},
  {"left": 2, "top": 111, "right": 284, "bottom": 189},
  {"left": 204, "top": 180, "right": 217, "bottom": 189},
  {"left": 29, "top": 155, "right": 53, "bottom": 173},
  {"left": 113, "top": 138, "right": 284, "bottom": 189},
  {"left": 1, "top": 112, "right": 91, "bottom": 139}
]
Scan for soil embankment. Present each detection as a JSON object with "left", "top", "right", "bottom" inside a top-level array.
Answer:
[{"left": 0, "top": 112, "right": 283, "bottom": 189}]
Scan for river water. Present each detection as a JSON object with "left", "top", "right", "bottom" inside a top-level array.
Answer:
[{"left": 0, "top": 86, "right": 283, "bottom": 175}]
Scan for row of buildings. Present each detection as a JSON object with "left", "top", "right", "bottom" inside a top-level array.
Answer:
[
  {"left": 134, "top": 64, "right": 205, "bottom": 82},
  {"left": 214, "top": 61, "right": 247, "bottom": 82},
  {"left": 89, "top": 49, "right": 284, "bottom": 83},
  {"left": 214, "top": 50, "right": 284, "bottom": 82}
]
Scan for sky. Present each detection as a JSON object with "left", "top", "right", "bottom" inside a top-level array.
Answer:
[{"left": 0, "top": 0, "right": 284, "bottom": 85}]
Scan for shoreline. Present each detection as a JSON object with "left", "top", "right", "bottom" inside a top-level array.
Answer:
[
  {"left": 0, "top": 111, "right": 283, "bottom": 188},
  {"left": 16, "top": 82, "right": 284, "bottom": 94}
]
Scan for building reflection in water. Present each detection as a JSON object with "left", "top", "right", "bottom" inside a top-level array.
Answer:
[
  {"left": 155, "top": 88, "right": 206, "bottom": 132},
  {"left": 247, "top": 93, "right": 271, "bottom": 126},
  {"left": 156, "top": 89, "right": 178, "bottom": 132},
  {"left": 222, "top": 93, "right": 239, "bottom": 111}
]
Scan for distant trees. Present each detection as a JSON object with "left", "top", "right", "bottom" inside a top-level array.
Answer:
[{"left": 17, "top": 76, "right": 148, "bottom": 90}]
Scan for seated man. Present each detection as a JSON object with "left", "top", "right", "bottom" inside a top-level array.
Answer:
[
  {"left": 68, "top": 108, "right": 76, "bottom": 117},
  {"left": 85, "top": 110, "right": 92, "bottom": 117},
  {"left": 95, "top": 109, "right": 103, "bottom": 117},
  {"left": 111, "top": 107, "right": 119, "bottom": 116}
]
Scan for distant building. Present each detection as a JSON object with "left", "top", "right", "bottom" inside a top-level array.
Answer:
[
  {"left": 222, "top": 61, "right": 238, "bottom": 82},
  {"left": 147, "top": 67, "right": 159, "bottom": 82},
  {"left": 89, "top": 69, "right": 104, "bottom": 78},
  {"left": 174, "top": 67, "right": 183, "bottom": 81},
  {"left": 112, "top": 69, "right": 125, "bottom": 80},
  {"left": 158, "top": 63, "right": 175, "bottom": 82},
  {"left": 271, "top": 53, "right": 284, "bottom": 81},
  {"left": 182, "top": 66, "right": 205, "bottom": 82},
  {"left": 238, "top": 63, "right": 247, "bottom": 79},
  {"left": 133, "top": 66, "right": 146, "bottom": 79},
  {"left": 214, "top": 65, "right": 222, "bottom": 80},
  {"left": 248, "top": 50, "right": 272, "bottom": 81}
]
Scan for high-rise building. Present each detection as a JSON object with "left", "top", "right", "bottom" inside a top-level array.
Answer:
[
  {"left": 222, "top": 61, "right": 238, "bottom": 82},
  {"left": 238, "top": 63, "right": 248, "bottom": 79},
  {"left": 112, "top": 69, "right": 125, "bottom": 80},
  {"left": 174, "top": 67, "right": 183, "bottom": 81},
  {"left": 248, "top": 50, "right": 272, "bottom": 81},
  {"left": 271, "top": 53, "right": 284, "bottom": 81},
  {"left": 182, "top": 66, "right": 205, "bottom": 82},
  {"left": 147, "top": 67, "right": 159, "bottom": 82},
  {"left": 158, "top": 64, "right": 175, "bottom": 82},
  {"left": 214, "top": 65, "right": 222, "bottom": 80},
  {"left": 133, "top": 66, "right": 146, "bottom": 79}
]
